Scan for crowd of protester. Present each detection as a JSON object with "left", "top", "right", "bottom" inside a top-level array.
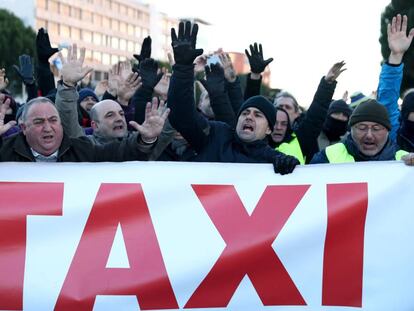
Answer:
[{"left": 1, "top": 13, "right": 414, "bottom": 172}]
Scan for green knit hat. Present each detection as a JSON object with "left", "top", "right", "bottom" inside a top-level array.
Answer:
[{"left": 349, "top": 99, "right": 391, "bottom": 130}]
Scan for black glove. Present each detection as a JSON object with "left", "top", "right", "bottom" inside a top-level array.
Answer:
[
  {"left": 13, "top": 55, "right": 34, "bottom": 85},
  {"left": 200, "top": 64, "right": 225, "bottom": 97},
  {"left": 36, "top": 28, "right": 59, "bottom": 63},
  {"left": 245, "top": 42, "right": 273, "bottom": 74},
  {"left": 133, "top": 36, "right": 152, "bottom": 72},
  {"left": 273, "top": 155, "right": 299, "bottom": 175},
  {"left": 139, "top": 58, "right": 163, "bottom": 89},
  {"left": 171, "top": 21, "right": 203, "bottom": 66}
]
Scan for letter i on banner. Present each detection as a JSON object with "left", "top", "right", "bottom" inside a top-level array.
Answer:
[
  {"left": 322, "top": 183, "right": 368, "bottom": 307},
  {"left": 0, "top": 182, "right": 64, "bottom": 310},
  {"left": 55, "top": 183, "right": 178, "bottom": 311},
  {"left": 186, "top": 184, "right": 310, "bottom": 308}
]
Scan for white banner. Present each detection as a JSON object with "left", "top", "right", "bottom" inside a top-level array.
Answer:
[{"left": 0, "top": 161, "right": 413, "bottom": 311}]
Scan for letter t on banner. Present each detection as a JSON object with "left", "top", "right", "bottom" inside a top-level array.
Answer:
[
  {"left": 186, "top": 185, "right": 310, "bottom": 308},
  {"left": 0, "top": 182, "right": 64, "bottom": 310},
  {"left": 55, "top": 183, "right": 178, "bottom": 310}
]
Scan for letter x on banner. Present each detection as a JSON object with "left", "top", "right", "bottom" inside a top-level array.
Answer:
[{"left": 0, "top": 161, "right": 413, "bottom": 311}]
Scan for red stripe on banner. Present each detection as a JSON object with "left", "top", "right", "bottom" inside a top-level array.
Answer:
[
  {"left": 185, "top": 184, "right": 310, "bottom": 308},
  {"left": 322, "top": 182, "right": 368, "bottom": 307},
  {"left": 55, "top": 183, "right": 178, "bottom": 310},
  {"left": 0, "top": 182, "right": 63, "bottom": 310}
]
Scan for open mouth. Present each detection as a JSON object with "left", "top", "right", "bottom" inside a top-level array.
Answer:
[
  {"left": 113, "top": 125, "right": 124, "bottom": 131},
  {"left": 42, "top": 135, "right": 54, "bottom": 141},
  {"left": 243, "top": 124, "right": 254, "bottom": 132}
]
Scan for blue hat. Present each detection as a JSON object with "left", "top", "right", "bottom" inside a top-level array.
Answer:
[
  {"left": 350, "top": 91, "right": 371, "bottom": 108},
  {"left": 78, "top": 88, "right": 98, "bottom": 104}
]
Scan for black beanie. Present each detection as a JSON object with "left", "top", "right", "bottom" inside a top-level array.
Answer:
[
  {"left": 237, "top": 95, "right": 276, "bottom": 129},
  {"left": 349, "top": 99, "right": 391, "bottom": 130},
  {"left": 401, "top": 92, "right": 414, "bottom": 121},
  {"left": 328, "top": 99, "right": 352, "bottom": 118}
]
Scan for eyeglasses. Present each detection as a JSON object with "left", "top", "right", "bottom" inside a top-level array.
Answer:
[{"left": 353, "top": 124, "right": 387, "bottom": 134}]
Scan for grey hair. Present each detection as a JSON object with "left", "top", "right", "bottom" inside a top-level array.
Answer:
[
  {"left": 274, "top": 91, "right": 299, "bottom": 112},
  {"left": 21, "top": 97, "right": 56, "bottom": 122}
]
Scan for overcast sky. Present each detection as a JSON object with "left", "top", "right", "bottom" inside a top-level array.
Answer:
[{"left": 146, "top": 0, "right": 392, "bottom": 106}]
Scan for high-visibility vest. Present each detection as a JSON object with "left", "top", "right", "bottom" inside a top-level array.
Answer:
[
  {"left": 276, "top": 133, "right": 305, "bottom": 165},
  {"left": 325, "top": 142, "right": 408, "bottom": 163}
]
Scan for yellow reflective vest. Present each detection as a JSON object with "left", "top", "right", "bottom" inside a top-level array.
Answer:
[
  {"left": 325, "top": 142, "right": 408, "bottom": 163},
  {"left": 276, "top": 133, "right": 305, "bottom": 165}
]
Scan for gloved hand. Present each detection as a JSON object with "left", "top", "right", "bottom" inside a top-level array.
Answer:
[
  {"left": 133, "top": 36, "right": 152, "bottom": 72},
  {"left": 199, "top": 63, "right": 225, "bottom": 97},
  {"left": 13, "top": 55, "right": 34, "bottom": 85},
  {"left": 245, "top": 42, "right": 273, "bottom": 74},
  {"left": 171, "top": 21, "right": 203, "bottom": 65},
  {"left": 139, "top": 58, "right": 163, "bottom": 89},
  {"left": 36, "top": 28, "right": 59, "bottom": 63},
  {"left": 273, "top": 155, "right": 300, "bottom": 175}
]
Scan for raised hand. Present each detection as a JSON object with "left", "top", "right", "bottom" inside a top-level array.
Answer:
[
  {"left": 129, "top": 97, "right": 170, "bottom": 143},
  {"left": 118, "top": 72, "right": 141, "bottom": 105},
  {"left": 60, "top": 44, "right": 93, "bottom": 86},
  {"left": 154, "top": 71, "right": 171, "bottom": 101},
  {"left": 325, "top": 61, "right": 346, "bottom": 83},
  {"left": 171, "top": 21, "right": 203, "bottom": 65},
  {"left": 139, "top": 58, "right": 163, "bottom": 89},
  {"left": 199, "top": 63, "right": 225, "bottom": 97},
  {"left": 13, "top": 55, "right": 34, "bottom": 85},
  {"left": 387, "top": 14, "right": 414, "bottom": 64},
  {"left": 133, "top": 36, "right": 152, "bottom": 64},
  {"left": 36, "top": 28, "right": 59, "bottom": 63},
  {"left": 245, "top": 42, "right": 273, "bottom": 74},
  {"left": 0, "top": 94, "right": 16, "bottom": 136},
  {"left": 219, "top": 53, "right": 237, "bottom": 82},
  {"left": 0, "top": 69, "right": 9, "bottom": 91}
]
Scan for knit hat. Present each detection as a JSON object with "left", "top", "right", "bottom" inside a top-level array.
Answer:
[
  {"left": 237, "top": 95, "right": 276, "bottom": 129},
  {"left": 401, "top": 91, "right": 414, "bottom": 121},
  {"left": 350, "top": 91, "right": 371, "bottom": 108},
  {"left": 78, "top": 88, "right": 98, "bottom": 104},
  {"left": 327, "top": 99, "right": 352, "bottom": 118},
  {"left": 349, "top": 99, "right": 391, "bottom": 130}
]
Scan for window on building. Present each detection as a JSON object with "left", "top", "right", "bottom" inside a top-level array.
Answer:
[
  {"left": 83, "top": 31, "right": 92, "bottom": 43},
  {"left": 111, "top": 55, "right": 119, "bottom": 65},
  {"left": 120, "top": 5, "right": 126, "bottom": 15},
  {"left": 112, "top": 19, "right": 119, "bottom": 32},
  {"left": 128, "top": 24, "right": 134, "bottom": 36},
  {"left": 37, "top": 0, "right": 47, "bottom": 9},
  {"left": 142, "top": 28, "right": 148, "bottom": 38},
  {"left": 94, "top": 71, "right": 102, "bottom": 81},
  {"left": 48, "top": 0, "right": 59, "bottom": 13},
  {"left": 36, "top": 19, "right": 47, "bottom": 30},
  {"left": 135, "top": 26, "right": 141, "bottom": 37},
  {"left": 93, "top": 14, "right": 102, "bottom": 26},
  {"left": 71, "top": 7, "right": 81, "bottom": 19},
  {"left": 127, "top": 41, "right": 134, "bottom": 53},
  {"left": 120, "top": 22, "right": 127, "bottom": 34},
  {"left": 102, "top": 17, "right": 110, "bottom": 28},
  {"left": 111, "top": 2, "right": 119, "bottom": 13},
  {"left": 48, "top": 22, "right": 58, "bottom": 35},
  {"left": 103, "top": 72, "right": 109, "bottom": 80},
  {"left": 71, "top": 28, "right": 81, "bottom": 40},
  {"left": 111, "top": 37, "right": 119, "bottom": 49},
  {"left": 60, "top": 3, "right": 70, "bottom": 16},
  {"left": 102, "top": 34, "right": 109, "bottom": 47},
  {"left": 93, "top": 51, "right": 102, "bottom": 63},
  {"left": 128, "top": 7, "right": 134, "bottom": 18},
  {"left": 85, "top": 49, "right": 92, "bottom": 61},
  {"left": 104, "top": 0, "right": 111, "bottom": 8},
  {"left": 102, "top": 53, "right": 110, "bottom": 65},
  {"left": 120, "top": 39, "right": 126, "bottom": 51},
  {"left": 83, "top": 10, "right": 92, "bottom": 22},
  {"left": 93, "top": 33, "right": 102, "bottom": 45},
  {"left": 135, "top": 43, "right": 141, "bottom": 53},
  {"left": 59, "top": 24, "right": 70, "bottom": 37}
]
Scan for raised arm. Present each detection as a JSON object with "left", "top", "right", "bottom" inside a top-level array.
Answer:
[
  {"left": 35, "top": 28, "right": 58, "bottom": 96},
  {"left": 167, "top": 21, "right": 211, "bottom": 153},
  {"left": 377, "top": 14, "right": 414, "bottom": 141},
  {"left": 55, "top": 44, "right": 93, "bottom": 138}
]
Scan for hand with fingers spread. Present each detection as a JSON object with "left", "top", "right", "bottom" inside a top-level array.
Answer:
[
  {"left": 139, "top": 58, "right": 163, "bottom": 90},
  {"left": 219, "top": 53, "right": 237, "bottom": 82},
  {"left": 0, "top": 69, "right": 9, "bottom": 91},
  {"left": 199, "top": 64, "right": 226, "bottom": 98},
  {"left": 118, "top": 72, "right": 141, "bottom": 106},
  {"left": 194, "top": 54, "right": 208, "bottom": 73},
  {"left": 245, "top": 42, "right": 274, "bottom": 75},
  {"left": 129, "top": 97, "right": 170, "bottom": 143},
  {"left": 60, "top": 44, "right": 93, "bottom": 87},
  {"left": 171, "top": 21, "right": 203, "bottom": 66},
  {"left": 13, "top": 55, "right": 35, "bottom": 85},
  {"left": 387, "top": 14, "right": 414, "bottom": 64},
  {"left": 154, "top": 71, "right": 171, "bottom": 101},
  {"left": 36, "top": 28, "right": 59, "bottom": 63},
  {"left": 0, "top": 94, "right": 17, "bottom": 136},
  {"left": 325, "top": 61, "right": 346, "bottom": 83}
]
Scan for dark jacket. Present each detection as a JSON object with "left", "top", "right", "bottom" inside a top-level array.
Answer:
[
  {"left": 310, "top": 134, "right": 401, "bottom": 164},
  {"left": 168, "top": 64, "right": 288, "bottom": 164},
  {"left": 0, "top": 132, "right": 151, "bottom": 162}
]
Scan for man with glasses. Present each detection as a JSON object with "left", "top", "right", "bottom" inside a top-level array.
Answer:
[{"left": 310, "top": 99, "right": 414, "bottom": 165}]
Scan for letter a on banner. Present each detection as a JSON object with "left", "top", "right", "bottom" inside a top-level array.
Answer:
[
  {"left": 322, "top": 183, "right": 368, "bottom": 307},
  {"left": 186, "top": 185, "right": 310, "bottom": 308},
  {"left": 55, "top": 183, "right": 178, "bottom": 310},
  {"left": 0, "top": 182, "right": 63, "bottom": 310}
]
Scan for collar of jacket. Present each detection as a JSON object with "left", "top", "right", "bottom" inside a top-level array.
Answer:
[{"left": 343, "top": 134, "right": 398, "bottom": 161}]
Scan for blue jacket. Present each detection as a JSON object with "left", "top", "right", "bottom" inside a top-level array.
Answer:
[{"left": 377, "top": 63, "right": 403, "bottom": 142}]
